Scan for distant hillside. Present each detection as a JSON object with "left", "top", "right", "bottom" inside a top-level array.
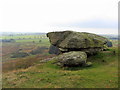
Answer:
[
  {"left": 1, "top": 32, "right": 46, "bottom": 36},
  {"left": 99, "top": 34, "right": 119, "bottom": 40},
  {"left": 1, "top": 32, "right": 119, "bottom": 40}
]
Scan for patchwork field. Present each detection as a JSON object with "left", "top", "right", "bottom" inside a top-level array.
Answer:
[
  {"left": 2, "top": 34, "right": 53, "bottom": 72},
  {"left": 1, "top": 33, "right": 119, "bottom": 88}
]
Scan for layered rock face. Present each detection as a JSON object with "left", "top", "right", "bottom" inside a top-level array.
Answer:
[
  {"left": 47, "top": 31, "right": 110, "bottom": 55},
  {"left": 47, "top": 31, "right": 112, "bottom": 67}
]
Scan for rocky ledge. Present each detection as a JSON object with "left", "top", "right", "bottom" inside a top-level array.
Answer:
[{"left": 46, "top": 31, "right": 112, "bottom": 67}]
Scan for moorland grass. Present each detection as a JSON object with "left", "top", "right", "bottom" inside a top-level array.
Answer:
[{"left": 2, "top": 47, "right": 118, "bottom": 88}]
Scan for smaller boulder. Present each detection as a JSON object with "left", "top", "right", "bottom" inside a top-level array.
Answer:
[{"left": 55, "top": 51, "right": 87, "bottom": 67}]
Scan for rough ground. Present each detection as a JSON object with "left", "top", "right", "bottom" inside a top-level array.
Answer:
[{"left": 2, "top": 47, "right": 118, "bottom": 88}]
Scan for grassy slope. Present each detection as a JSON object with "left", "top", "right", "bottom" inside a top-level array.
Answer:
[{"left": 2, "top": 47, "right": 118, "bottom": 88}]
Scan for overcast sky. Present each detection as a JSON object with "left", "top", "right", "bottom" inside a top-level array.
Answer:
[{"left": 0, "top": 0, "right": 119, "bottom": 34}]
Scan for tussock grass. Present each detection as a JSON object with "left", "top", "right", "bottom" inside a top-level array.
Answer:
[{"left": 2, "top": 47, "right": 118, "bottom": 88}]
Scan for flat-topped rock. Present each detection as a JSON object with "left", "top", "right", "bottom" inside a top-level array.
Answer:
[
  {"left": 47, "top": 31, "right": 108, "bottom": 48},
  {"left": 47, "top": 31, "right": 110, "bottom": 55}
]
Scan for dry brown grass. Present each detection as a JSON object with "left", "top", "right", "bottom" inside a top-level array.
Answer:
[{"left": 2, "top": 54, "right": 56, "bottom": 73}]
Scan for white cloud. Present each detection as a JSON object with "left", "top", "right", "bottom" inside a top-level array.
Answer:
[{"left": 0, "top": 0, "right": 118, "bottom": 34}]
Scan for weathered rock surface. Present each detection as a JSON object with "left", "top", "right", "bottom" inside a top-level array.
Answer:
[
  {"left": 54, "top": 51, "right": 87, "bottom": 67},
  {"left": 47, "top": 31, "right": 109, "bottom": 55},
  {"left": 46, "top": 30, "right": 111, "bottom": 67}
]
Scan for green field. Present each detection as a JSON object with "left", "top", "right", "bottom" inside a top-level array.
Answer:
[
  {"left": 1, "top": 34, "right": 46, "bottom": 39},
  {"left": 2, "top": 33, "right": 119, "bottom": 88},
  {"left": 2, "top": 34, "right": 50, "bottom": 61}
]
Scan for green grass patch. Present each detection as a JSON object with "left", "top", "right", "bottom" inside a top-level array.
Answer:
[{"left": 2, "top": 47, "right": 118, "bottom": 88}]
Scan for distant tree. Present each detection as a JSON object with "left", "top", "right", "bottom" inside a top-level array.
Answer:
[
  {"left": 33, "top": 41, "right": 35, "bottom": 43},
  {"left": 39, "top": 40, "right": 42, "bottom": 43}
]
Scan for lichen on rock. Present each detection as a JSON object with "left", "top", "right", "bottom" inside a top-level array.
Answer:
[
  {"left": 54, "top": 51, "right": 87, "bottom": 67},
  {"left": 46, "top": 30, "right": 111, "bottom": 67}
]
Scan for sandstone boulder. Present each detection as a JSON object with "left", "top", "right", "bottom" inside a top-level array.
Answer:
[
  {"left": 47, "top": 31, "right": 109, "bottom": 55},
  {"left": 54, "top": 51, "right": 87, "bottom": 67}
]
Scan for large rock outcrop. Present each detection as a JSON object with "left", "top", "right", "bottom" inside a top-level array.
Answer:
[
  {"left": 47, "top": 30, "right": 111, "bottom": 67},
  {"left": 47, "top": 31, "right": 109, "bottom": 55}
]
